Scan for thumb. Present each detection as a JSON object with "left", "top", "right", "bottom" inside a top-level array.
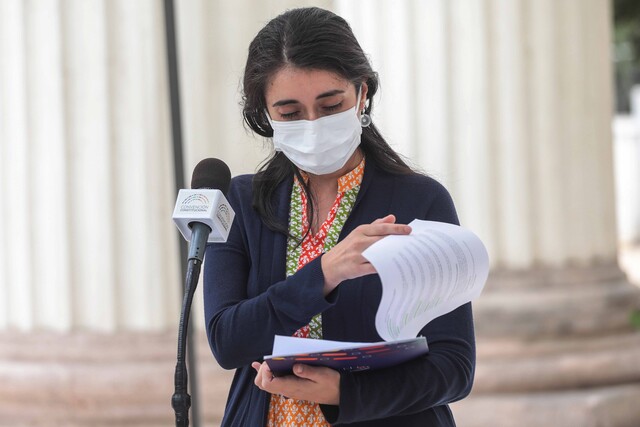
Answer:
[{"left": 293, "top": 364, "right": 324, "bottom": 381}]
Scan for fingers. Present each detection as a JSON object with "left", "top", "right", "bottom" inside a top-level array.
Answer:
[
  {"left": 291, "top": 364, "right": 340, "bottom": 405},
  {"left": 321, "top": 215, "right": 411, "bottom": 293},
  {"left": 360, "top": 215, "right": 411, "bottom": 237},
  {"left": 358, "top": 223, "right": 412, "bottom": 238},
  {"left": 252, "top": 361, "right": 274, "bottom": 389},
  {"left": 371, "top": 214, "right": 395, "bottom": 224},
  {"left": 292, "top": 364, "right": 338, "bottom": 382},
  {"left": 251, "top": 362, "right": 340, "bottom": 405}
]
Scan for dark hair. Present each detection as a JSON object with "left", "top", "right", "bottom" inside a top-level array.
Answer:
[{"left": 242, "top": 7, "right": 414, "bottom": 235}]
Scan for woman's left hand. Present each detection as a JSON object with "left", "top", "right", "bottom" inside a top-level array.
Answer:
[{"left": 251, "top": 361, "right": 340, "bottom": 405}]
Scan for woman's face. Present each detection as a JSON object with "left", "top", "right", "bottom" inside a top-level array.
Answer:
[{"left": 265, "top": 67, "right": 368, "bottom": 122}]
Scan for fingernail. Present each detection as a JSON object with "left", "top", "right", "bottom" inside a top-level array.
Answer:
[{"left": 294, "top": 365, "right": 303, "bottom": 374}]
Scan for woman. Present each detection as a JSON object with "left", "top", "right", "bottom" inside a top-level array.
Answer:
[{"left": 203, "top": 7, "right": 475, "bottom": 426}]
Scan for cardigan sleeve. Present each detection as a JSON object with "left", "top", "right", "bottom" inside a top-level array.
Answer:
[
  {"left": 203, "top": 176, "right": 337, "bottom": 369},
  {"left": 324, "top": 304, "right": 475, "bottom": 424},
  {"left": 323, "top": 183, "right": 476, "bottom": 424}
]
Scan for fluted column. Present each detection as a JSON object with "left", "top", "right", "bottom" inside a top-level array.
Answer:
[
  {"left": 0, "top": 0, "right": 181, "bottom": 333},
  {"left": 0, "top": 0, "right": 31, "bottom": 331},
  {"left": 338, "top": 0, "right": 620, "bottom": 270},
  {"left": 64, "top": 0, "right": 115, "bottom": 332}
]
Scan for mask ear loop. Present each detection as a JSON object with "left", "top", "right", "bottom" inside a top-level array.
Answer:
[{"left": 358, "top": 85, "right": 372, "bottom": 127}]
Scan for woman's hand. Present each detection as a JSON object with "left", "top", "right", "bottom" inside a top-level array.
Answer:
[
  {"left": 251, "top": 361, "right": 340, "bottom": 405},
  {"left": 321, "top": 214, "right": 411, "bottom": 294}
]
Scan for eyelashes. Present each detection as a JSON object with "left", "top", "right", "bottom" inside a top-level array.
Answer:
[
  {"left": 280, "top": 111, "right": 300, "bottom": 119},
  {"left": 323, "top": 102, "right": 343, "bottom": 113}
]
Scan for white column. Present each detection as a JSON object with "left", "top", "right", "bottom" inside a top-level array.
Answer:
[
  {"left": 0, "top": 0, "right": 182, "bottom": 332},
  {"left": 589, "top": 0, "right": 620, "bottom": 258},
  {"left": 62, "top": 0, "right": 116, "bottom": 332},
  {"left": 413, "top": 0, "right": 453, "bottom": 181},
  {"left": 106, "top": 0, "right": 180, "bottom": 331},
  {"left": 26, "top": 0, "right": 73, "bottom": 331},
  {"left": 529, "top": 0, "right": 567, "bottom": 264},
  {"left": 448, "top": 0, "right": 496, "bottom": 263},
  {"left": 0, "top": 0, "right": 32, "bottom": 330},
  {"left": 491, "top": 0, "right": 533, "bottom": 268}
]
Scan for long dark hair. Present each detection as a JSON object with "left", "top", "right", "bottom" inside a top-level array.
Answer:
[{"left": 242, "top": 7, "right": 414, "bottom": 235}]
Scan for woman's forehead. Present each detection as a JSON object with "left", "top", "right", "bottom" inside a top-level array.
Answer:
[{"left": 266, "top": 67, "right": 353, "bottom": 102}]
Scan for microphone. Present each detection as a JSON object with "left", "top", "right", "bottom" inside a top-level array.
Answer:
[
  {"left": 172, "top": 158, "right": 235, "bottom": 262},
  {"left": 171, "top": 158, "right": 234, "bottom": 426}
]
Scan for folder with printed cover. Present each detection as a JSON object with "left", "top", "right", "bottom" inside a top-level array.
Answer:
[{"left": 265, "top": 335, "right": 428, "bottom": 376}]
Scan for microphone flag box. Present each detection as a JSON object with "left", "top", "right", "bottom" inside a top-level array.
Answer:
[{"left": 173, "top": 189, "right": 235, "bottom": 243}]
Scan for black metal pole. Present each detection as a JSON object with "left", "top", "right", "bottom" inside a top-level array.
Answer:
[
  {"left": 163, "top": 0, "right": 201, "bottom": 425},
  {"left": 172, "top": 258, "right": 202, "bottom": 426}
]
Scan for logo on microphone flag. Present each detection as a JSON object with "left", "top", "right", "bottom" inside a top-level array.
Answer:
[
  {"left": 180, "top": 193, "right": 210, "bottom": 213},
  {"left": 216, "top": 204, "right": 232, "bottom": 232}
]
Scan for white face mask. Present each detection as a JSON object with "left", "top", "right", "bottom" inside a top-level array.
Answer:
[{"left": 267, "top": 106, "right": 363, "bottom": 175}]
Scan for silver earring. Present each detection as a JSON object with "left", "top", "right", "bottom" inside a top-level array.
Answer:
[{"left": 360, "top": 112, "right": 372, "bottom": 127}]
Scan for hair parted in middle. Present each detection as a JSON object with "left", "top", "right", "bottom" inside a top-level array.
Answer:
[{"left": 242, "top": 7, "right": 413, "bottom": 235}]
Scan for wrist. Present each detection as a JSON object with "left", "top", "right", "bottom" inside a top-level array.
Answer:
[{"left": 320, "top": 254, "right": 340, "bottom": 295}]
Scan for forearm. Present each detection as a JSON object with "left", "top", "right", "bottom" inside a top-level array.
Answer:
[{"left": 205, "top": 256, "right": 336, "bottom": 369}]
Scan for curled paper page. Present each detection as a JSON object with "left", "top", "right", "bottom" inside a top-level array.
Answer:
[{"left": 362, "top": 220, "right": 489, "bottom": 341}]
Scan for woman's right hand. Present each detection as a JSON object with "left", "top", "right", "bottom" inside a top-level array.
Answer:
[{"left": 320, "top": 214, "right": 411, "bottom": 295}]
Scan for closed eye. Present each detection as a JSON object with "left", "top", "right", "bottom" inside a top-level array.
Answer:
[
  {"left": 279, "top": 111, "right": 300, "bottom": 120},
  {"left": 323, "top": 102, "right": 343, "bottom": 113}
]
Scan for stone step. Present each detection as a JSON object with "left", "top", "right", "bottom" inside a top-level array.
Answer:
[
  {"left": 474, "top": 263, "right": 640, "bottom": 338},
  {"left": 452, "top": 384, "right": 640, "bottom": 427},
  {"left": 0, "top": 331, "right": 233, "bottom": 426},
  {"left": 473, "top": 332, "right": 640, "bottom": 393}
]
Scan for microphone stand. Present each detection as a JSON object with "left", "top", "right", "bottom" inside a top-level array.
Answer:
[{"left": 172, "top": 225, "right": 210, "bottom": 426}]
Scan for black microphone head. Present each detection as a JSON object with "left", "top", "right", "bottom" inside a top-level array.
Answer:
[{"left": 191, "top": 158, "right": 231, "bottom": 194}]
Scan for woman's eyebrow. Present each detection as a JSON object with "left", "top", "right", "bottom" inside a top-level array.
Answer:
[
  {"left": 316, "top": 89, "right": 345, "bottom": 99},
  {"left": 271, "top": 89, "right": 346, "bottom": 107},
  {"left": 272, "top": 99, "right": 298, "bottom": 107}
]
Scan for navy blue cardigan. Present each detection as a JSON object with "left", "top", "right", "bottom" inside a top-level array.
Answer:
[{"left": 203, "top": 160, "right": 475, "bottom": 426}]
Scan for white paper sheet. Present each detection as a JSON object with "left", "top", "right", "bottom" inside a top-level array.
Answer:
[
  {"left": 362, "top": 220, "right": 489, "bottom": 341},
  {"left": 269, "top": 335, "right": 375, "bottom": 357}
]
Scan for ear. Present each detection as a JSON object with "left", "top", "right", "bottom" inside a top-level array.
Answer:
[{"left": 359, "top": 82, "right": 369, "bottom": 112}]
